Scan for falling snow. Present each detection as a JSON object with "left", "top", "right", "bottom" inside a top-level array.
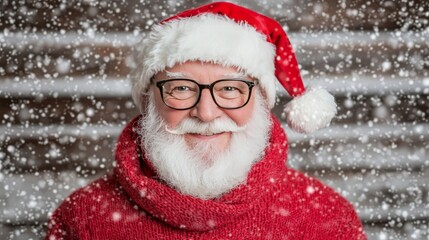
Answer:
[
  {"left": 112, "top": 212, "right": 122, "bottom": 222},
  {"left": 0, "top": 0, "right": 428, "bottom": 239}
]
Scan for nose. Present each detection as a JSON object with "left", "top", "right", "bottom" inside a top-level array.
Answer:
[{"left": 189, "top": 89, "right": 223, "bottom": 122}]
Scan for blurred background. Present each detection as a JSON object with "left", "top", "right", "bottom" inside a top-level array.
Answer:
[{"left": 0, "top": 0, "right": 428, "bottom": 239}]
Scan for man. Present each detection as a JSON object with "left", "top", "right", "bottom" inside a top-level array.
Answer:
[{"left": 46, "top": 2, "right": 366, "bottom": 239}]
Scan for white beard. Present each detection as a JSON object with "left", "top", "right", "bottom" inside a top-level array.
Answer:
[{"left": 139, "top": 92, "right": 271, "bottom": 199}]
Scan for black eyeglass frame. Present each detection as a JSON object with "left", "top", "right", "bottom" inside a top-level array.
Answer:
[{"left": 155, "top": 78, "right": 258, "bottom": 110}]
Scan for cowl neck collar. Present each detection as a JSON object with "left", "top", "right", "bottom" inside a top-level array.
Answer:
[{"left": 114, "top": 114, "right": 288, "bottom": 231}]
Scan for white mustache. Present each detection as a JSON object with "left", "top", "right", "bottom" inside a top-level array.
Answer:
[{"left": 165, "top": 117, "right": 247, "bottom": 135}]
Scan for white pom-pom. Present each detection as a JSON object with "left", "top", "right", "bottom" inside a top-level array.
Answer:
[{"left": 285, "top": 87, "right": 337, "bottom": 133}]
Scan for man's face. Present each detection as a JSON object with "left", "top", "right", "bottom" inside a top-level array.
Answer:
[
  {"left": 140, "top": 61, "right": 270, "bottom": 199},
  {"left": 151, "top": 61, "right": 256, "bottom": 152}
]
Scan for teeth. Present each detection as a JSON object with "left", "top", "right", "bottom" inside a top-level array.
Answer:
[
  {"left": 202, "top": 132, "right": 220, "bottom": 136},
  {"left": 188, "top": 132, "right": 222, "bottom": 136}
]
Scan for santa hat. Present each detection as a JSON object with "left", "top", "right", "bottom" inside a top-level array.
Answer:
[{"left": 132, "top": 2, "right": 336, "bottom": 133}]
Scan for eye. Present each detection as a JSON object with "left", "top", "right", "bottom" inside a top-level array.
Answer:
[
  {"left": 164, "top": 81, "right": 198, "bottom": 100},
  {"left": 163, "top": 81, "right": 197, "bottom": 94},
  {"left": 221, "top": 86, "right": 239, "bottom": 92},
  {"left": 166, "top": 86, "right": 196, "bottom": 98},
  {"left": 173, "top": 86, "right": 191, "bottom": 92}
]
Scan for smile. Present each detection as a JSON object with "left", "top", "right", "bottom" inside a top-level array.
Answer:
[{"left": 186, "top": 132, "right": 227, "bottom": 139}]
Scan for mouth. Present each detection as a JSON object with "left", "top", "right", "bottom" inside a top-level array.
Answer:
[
  {"left": 186, "top": 132, "right": 227, "bottom": 139},
  {"left": 183, "top": 131, "right": 232, "bottom": 151}
]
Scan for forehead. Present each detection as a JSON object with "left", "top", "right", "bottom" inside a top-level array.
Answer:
[{"left": 154, "top": 61, "right": 251, "bottom": 80}]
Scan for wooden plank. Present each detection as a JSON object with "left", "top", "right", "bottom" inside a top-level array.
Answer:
[
  {"left": 0, "top": 170, "right": 427, "bottom": 236},
  {"left": 365, "top": 221, "right": 429, "bottom": 239},
  {"left": 1, "top": 0, "right": 427, "bottom": 32},
  {"left": 0, "top": 42, "right": 130, "bottom": 78},
  {"left": 0, "top": 74, "right": 427, "bottom": 127},
  {"left": 0, "top": 77, "right": 132, "bottom": 97},
  {"left": 286, "top": 123, "right": 429, "bottom": 171},
  {"left": 0, "top": 96, "right": 138, "bottom": 125},
  {"left": 1, "top": 122, "right": 428, "bottom": 172},
  {"left": 2, "top": 75, "right": 428, "bottom": 98},
  {"left": 0, "top": 223, "right": 43, "bottom": 240},
  {"left": 0, "top": 124, "right": 122, "bottom": 172},
  {"left": 1, "top": 83, "right": 427, "bottom": 126},
  {"left": 0, "top": 171, "right": 101, "bottom": 224},
  {"left": 274, "top": 91, "right": 429, "bottom": 126},
  {"left": 312, "top": 169, "right": 429, "bottom": 222},
  {"left": 3, "top": 221, "right": 427, "bottom": 240},
  {"left": 1, "top": 31, "right": 427, "bottom": 78}
]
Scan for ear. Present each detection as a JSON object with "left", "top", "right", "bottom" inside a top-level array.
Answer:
[
  {"left": 255, "top": 87, "right": 270, "bottom": 110},
  {"left": 139, "top": 91, "right": 150, "bottom": 114}
]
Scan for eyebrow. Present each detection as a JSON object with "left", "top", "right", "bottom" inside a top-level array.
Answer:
[{"left": 164, "top": 71, "right": 249, "bottom": 79}]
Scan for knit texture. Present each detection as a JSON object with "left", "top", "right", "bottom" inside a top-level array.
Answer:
[{"left": 45, "top": 115, "right": 367, "bottom": 240}]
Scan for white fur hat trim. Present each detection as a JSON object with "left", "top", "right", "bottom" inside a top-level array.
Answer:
[
  {"left": 132, "top": 13, "right": 277, "bottom": 110},
  {"left": 285, "top": 87, "right": 337, "bottom": 133}
]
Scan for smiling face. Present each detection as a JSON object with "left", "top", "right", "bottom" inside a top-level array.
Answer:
[
  {"left": 139, "top": 61, "right": 271, "bottom": 198},
  {"left": 150, "top": 61, "right": 257, "bottom": 152}
]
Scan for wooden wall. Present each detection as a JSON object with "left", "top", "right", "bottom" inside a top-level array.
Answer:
[{"left": 1, "top": 0, "right": 428, "bottom": 239}]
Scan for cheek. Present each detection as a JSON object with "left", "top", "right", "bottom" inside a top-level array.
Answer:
[
  {"left": 152, "top": 90, "right": 190, "bottom": 128},
  {"left": 163, "top": 111, "right": 189, "bottom": 128},
  {"left": 225, "top": 96, "right": 255, "bottom": 126}
]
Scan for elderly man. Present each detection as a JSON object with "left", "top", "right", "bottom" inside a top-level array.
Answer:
[{"left": 46, "top": 2, "right": 366, "bottom": 239}]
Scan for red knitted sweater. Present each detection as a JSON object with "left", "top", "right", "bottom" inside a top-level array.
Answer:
[{"left": 46, "top": 115, "right": 366, "bottom": 239}]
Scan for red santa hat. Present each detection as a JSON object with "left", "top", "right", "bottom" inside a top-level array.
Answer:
[{"left": 132, "top": 2, "right": 336, "bottom": 133}]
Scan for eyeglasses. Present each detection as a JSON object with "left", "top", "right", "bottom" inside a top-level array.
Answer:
[{"left": 154, "top": 78, "right": 258, "bottom": 110}]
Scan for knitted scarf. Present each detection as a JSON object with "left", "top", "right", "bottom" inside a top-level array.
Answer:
[
  {"left": 46, "top": 115, "right": 366, "bottom": 239},
  {"left": 114, "top": 114, "right": 288, "bottom": 231}
]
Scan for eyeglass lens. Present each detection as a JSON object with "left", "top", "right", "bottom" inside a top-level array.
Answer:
[{"left": 161, "top": 80, "right": 252, "bottom": 109}]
